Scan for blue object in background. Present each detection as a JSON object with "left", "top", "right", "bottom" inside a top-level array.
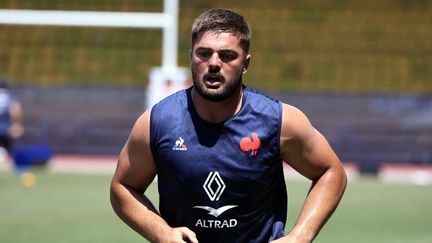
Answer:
[{"left": 12, "top": 144, "right": 53, "bottom": 170}]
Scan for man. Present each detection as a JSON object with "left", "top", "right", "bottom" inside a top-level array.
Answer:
[
  {"left": 0, "top": 79, "right": 24, "bottom": 154},
  {"left": 111, "top": 8, "right": 347, "bottom": 243}
]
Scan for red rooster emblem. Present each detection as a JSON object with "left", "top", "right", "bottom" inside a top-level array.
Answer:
[{"left": 240, "top": 133, "right": 261, "bottom": 156}]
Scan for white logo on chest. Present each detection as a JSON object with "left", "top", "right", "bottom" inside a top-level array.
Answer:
[{"left": 193, "top": 171, "right": 239, "bottom": 228}]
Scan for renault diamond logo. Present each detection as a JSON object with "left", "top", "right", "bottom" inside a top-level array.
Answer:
[
  {"left": 203, "top": 171, "right": 225, "bottom": 201},
  {"left": 194, "top": 171, "right": 239, "bottom": 227}
]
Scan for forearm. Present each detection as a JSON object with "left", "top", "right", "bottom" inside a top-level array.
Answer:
[
  {"left": 110, "top": 182, "right": 171, "bottom": 242},
  {"left": 287, "top": 164, "right": 347, "bottom": 242}
]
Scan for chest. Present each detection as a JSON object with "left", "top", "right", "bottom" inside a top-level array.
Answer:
[{"left": 153, "top": 116, "right": 281, "bottom": 196}]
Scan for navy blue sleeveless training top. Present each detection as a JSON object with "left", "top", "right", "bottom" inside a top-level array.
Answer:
[
  {"left": 150, "top": 86, "right": 287, "bottom": 243},
  {"left": 0, "top": 90, "right": 13, "bottom": 136}
]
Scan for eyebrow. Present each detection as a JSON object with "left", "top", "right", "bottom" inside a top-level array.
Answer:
[
  {"left": 195, "top": 47, "right": 212, "bottom": 51},
  {"left": 195, "top": 47, "right": 239, "bottom": 54}
]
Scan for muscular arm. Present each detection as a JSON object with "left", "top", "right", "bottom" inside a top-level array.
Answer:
[
  {"left": 110, "top": 109, "right": 198, "bottom": 243},
  {"left": 276, "top": 104, "right": 347, "bottom": 243}
]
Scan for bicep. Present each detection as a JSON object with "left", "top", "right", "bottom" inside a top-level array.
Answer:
[
  {"left": 112, "top": 109, "right": 157, "bottom": 192},
  {"left": 280, "top": 104, "right": 340, "bottom": 180}
]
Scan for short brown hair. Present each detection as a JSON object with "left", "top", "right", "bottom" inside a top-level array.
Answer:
[{"left": 191, "top": 8, "right": 251, "bottom": 53}]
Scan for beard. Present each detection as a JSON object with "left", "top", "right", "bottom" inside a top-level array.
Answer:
[{"left": 191, "top": 67, "right": 243, "bottom": 102}]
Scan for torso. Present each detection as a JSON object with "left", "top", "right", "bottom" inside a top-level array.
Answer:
[
  {"left": 0, "top": 90, "right": 12, "bottom": 136},
  {"left": 150, "top": 87, "right": 287, "bottom": 243}
]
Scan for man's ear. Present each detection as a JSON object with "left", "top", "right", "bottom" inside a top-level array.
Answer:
[{"left": 243, "top": 54, "right": 251, "bottom": 74}]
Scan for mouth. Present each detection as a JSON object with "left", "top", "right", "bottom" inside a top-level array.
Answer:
[{"left": 204, "top": 74, "right": 224, "bottom": 87}]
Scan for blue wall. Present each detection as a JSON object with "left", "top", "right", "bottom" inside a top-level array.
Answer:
[{"left": 15, "top": 87, "right": 432, "bottom": 172}]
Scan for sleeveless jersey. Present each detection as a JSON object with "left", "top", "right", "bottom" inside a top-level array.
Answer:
[
  {"left": 150, "top": 86, "right": 287, "bottom": 243},
  {"left": 0, "top": 90, "right": 13, "bottom": 136}
]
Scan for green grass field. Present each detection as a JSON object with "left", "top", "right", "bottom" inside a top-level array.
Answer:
[{"left": 1, "top": 170, "right": 431, "bottom": 243}]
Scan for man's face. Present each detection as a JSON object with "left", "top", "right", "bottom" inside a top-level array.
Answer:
[{"left": 190, "top": 31, "right": 250, "bottom": 102}]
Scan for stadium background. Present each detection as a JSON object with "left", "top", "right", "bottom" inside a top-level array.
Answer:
[
  {"left": 1, "top": 1, "right": 432, "bottom": 243},
  {"left": 0, "top": 0, "right": 431, "bottom": 173}
]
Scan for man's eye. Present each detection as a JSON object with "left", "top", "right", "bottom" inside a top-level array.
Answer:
[
  {"left": 197, "top": 50, "right": 212, "bottom": 58},
  {"left": 218, "top": 51, "right": 238, "bottom": 62}
]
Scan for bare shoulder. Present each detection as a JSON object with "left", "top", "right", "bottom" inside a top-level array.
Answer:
[
  {"left": 113, "top": 108, "right": 156, "bottom": 190},
  {"left": 129, "top": 108, "right": 152, "bottom": 145},
  {"left": 280, "top": 103, "right": 315, "bottom": 141},
  {"left": 280, "top": 103, "right": 343, "bottom": 180}
]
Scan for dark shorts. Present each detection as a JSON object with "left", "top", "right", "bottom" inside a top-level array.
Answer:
[{"left": 0, "top": 135, "right": 12, "bottom": 153}]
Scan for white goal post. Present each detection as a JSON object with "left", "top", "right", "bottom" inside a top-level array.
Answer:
[
  {"left": 0, "top": 0, "right": 189, "bottom": 108},
  {"left": 0, "top": 0, "right": 179, "bottom": 70}
]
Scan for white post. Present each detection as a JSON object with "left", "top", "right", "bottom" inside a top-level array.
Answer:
[
  {"left": 163, "top": 0, "right": 179, "bottom": 70},
  {"left": 0, "top": 1, "right": 187, "bottom": 109},
  {"left": 0, "top": 0, "right": 179, "bottom": 70}
]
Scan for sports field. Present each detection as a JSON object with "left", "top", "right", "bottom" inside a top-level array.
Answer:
[{"left": 1, "top": 170, "right": 431, "bottom": 243}]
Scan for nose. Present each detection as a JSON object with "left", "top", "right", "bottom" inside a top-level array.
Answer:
[{"left": 208, "top": 52, "right": 221, "bottom": 73}]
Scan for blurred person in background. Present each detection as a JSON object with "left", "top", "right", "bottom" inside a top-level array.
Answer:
[
  {"left": 0, "top": 78, "right": 24, "bottom": 157},
  {"left": 111, "top": 8, "right": 347, "bottom": 243}
]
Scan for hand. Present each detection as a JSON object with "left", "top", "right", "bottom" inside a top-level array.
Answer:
[{"left": 159, "top": 227, "right": 198, "bottom": 243}]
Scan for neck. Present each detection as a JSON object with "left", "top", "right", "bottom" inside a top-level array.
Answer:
[{"left": 191, "top": 87, "right": 243, "bottom": 123}]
